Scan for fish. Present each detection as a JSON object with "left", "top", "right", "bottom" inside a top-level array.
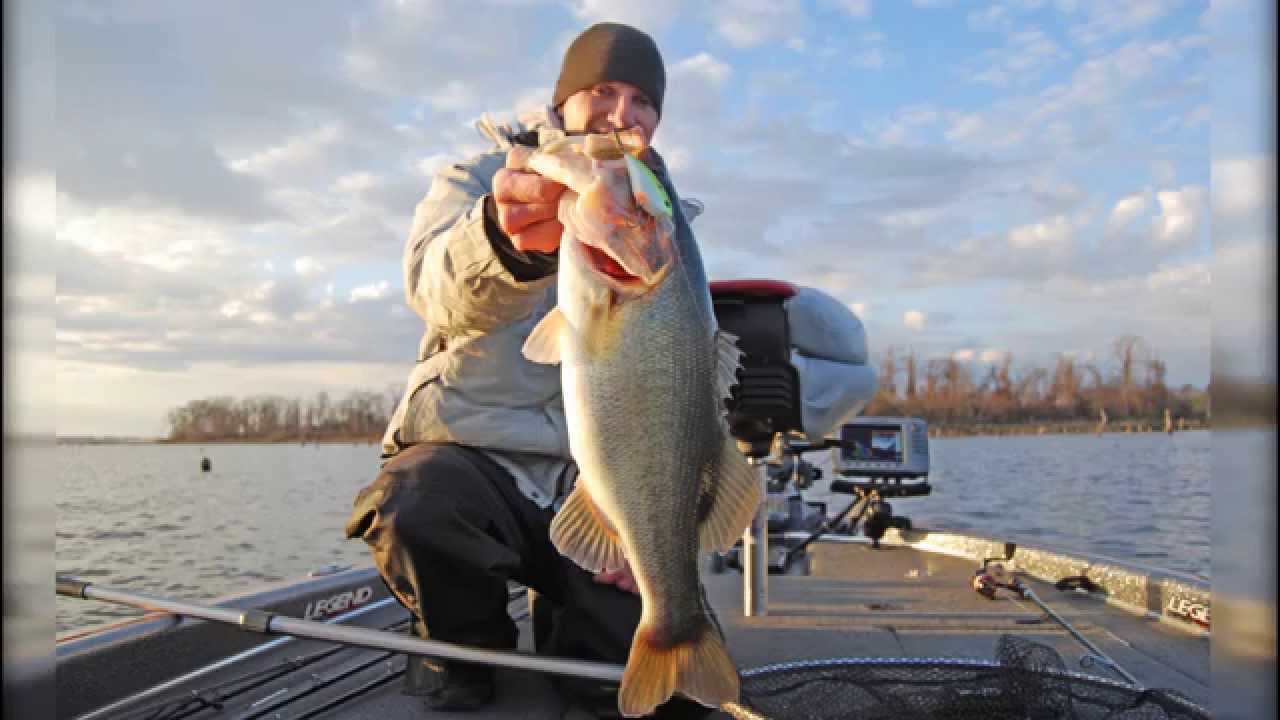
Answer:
[{"left": 517, "top": 129, "right": 762, "bottom": 717}]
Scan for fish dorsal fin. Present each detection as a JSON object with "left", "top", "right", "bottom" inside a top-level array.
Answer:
[
  {"left": 522, "top": 306, "right": 565, "bottom": 365},
  {"left": 697, "top": 434, "right": 762, "bottom": 553},
  {"left": 549, "top": 483, "right": 627, "bottom": 573},
  {"left": 714, "top": 329, "right": 742, "bottom": 407}
]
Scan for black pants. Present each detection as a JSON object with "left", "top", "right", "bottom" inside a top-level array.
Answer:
[{"left": 344, "top": 443, "right": 710, "bottom": 716}]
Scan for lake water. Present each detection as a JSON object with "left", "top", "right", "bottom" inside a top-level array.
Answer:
[{"left": 55, "top": 431, "right": 1211, "bottom": 634}]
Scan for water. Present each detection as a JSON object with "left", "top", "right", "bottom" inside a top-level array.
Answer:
[{"left": 56, "top": 432, "right": 1211, "bottom": 634}]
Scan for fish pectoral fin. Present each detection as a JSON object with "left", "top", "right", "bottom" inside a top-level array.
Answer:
[
  {"left": 714, "top": 329, "right": 742, "bottom": 406},
  {"left": 522, "top": 306, "right": 565, "bottom": 365},
  {"left": 619, "top": 621, "right": 739, "bottom": 717},
  {"left": 697, "top": 435, "right": 763, "bottom": 554},
  {"left": 548, "top": 483, "right": 626, "bottom": 573}
]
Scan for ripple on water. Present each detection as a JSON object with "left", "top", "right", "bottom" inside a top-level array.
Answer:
[{"left": 89, "top": 530, "right": 147, "bottom": 540}]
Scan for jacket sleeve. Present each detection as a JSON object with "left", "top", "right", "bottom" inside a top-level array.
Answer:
[{"left": 404, "top": 152, "right": 558, "bottom": 338}]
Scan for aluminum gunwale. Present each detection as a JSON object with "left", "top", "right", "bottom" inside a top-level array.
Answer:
[{"left": 772, "top": 528, "right": 1212, "bottom": 636}]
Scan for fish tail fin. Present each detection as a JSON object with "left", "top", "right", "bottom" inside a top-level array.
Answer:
[{"left": 619, "top": 621, "right": 739, "bottom": 717}]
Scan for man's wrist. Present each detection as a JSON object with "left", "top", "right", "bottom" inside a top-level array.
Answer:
[{"left": 483, "top": 194, "right": 558, "bottom": 281}]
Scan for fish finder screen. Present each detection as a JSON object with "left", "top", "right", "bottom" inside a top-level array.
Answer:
[{"left": 841, "top": 425, "right": 904, "bottom": 464}]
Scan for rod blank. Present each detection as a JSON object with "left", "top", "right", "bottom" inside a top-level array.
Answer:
[{"left": 57, "top": 576, "right": 624, "bottom": 684}]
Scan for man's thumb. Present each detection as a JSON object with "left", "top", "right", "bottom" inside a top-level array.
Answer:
[{"left": 506, "top": 146, "right": 534, "bottom": 170}]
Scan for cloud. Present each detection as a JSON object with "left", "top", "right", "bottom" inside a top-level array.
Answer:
[
  {"left": 1213, "top": 155, "right": 1274, "bottom": 230},
  {"left": 1151, "top": 185, "right": 1206, "bottom": 248},
  {"left": 672, "top": 53, "right": 733, "bottom": 87},
  {"left": 57, "top": 201, "right": 241, "bottom": 273},
  {"left": 709, "top": 0, "right": 808, "bottom": 49},
  {"left": 821, "top": 0, "right": 872, "bottom": 18},
  {"left": 229, "top": 125, "right": 343, "bottom": 178},
  {"left": 877, "top": 105, "right": 940, "bottom": 145},
  {"left": 1069, "top": 0, "right": 1178, "bottom": 45},
  {"left": 564, "top": 0, "right": 687, "bottom": 32},
  {"left": 968, "top": 5, "right": 1013, "bottom": 32},
  {"left": 944, "top": 112, "right": 986, "bottom": 142},
  {"left": 904, "top": 310, "right": 927, "bottom": 331},
  {"left": 967, "top": 28, "right": 1070, "bottom": 88},
  {"left": 6, "top": 173, "right": 56, "bottom": 237},
  {"left": 294, "top": 257, "right": 327, "bottom": 278},
  {"left": 340, "top": 0, "right": 553, "bottom": 102},
  {"left": 1008, "top": 214, "right": 1073, "bottom": 252},
  {"left": 940, "top": 37, "right": 1203, "bottom": 163},
  {"left": 349, "top": 281, "right": 392, "bottom": 302},
  {"left": 1106, "top": 191, "right": 1149, "bottom": 235},
  {"left": 980, "top": 348, "right": 1010, "bottom": 364},
  {"left": 907, "top": 212, "right": 1088, "bottom": 286}
]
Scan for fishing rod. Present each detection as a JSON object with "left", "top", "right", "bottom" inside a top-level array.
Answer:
[
  {"left": 57, "top": 576, "right": 624, "bottom": 685},
  {"left": 971, "top": 566, "right": 1142, "bottom": 688},
  {"left": 59, "top": 577, "right": 769, "bottom": 720}
]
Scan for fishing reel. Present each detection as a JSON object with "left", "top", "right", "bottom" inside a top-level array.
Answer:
[
  {"left": 972, "top": 562, "right": 1019, "bottom": 600},
  {"left": 764, "top": 453, "right": 822, "bottom": 494}
]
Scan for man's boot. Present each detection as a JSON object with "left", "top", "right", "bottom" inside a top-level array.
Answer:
[{"left": 402, "top": 620, "right": 496, "bottom": 711}]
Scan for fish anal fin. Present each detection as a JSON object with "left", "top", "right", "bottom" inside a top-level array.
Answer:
[
  {"left": 522, "top": 306, "right": 565, "bottom": 365},
  {"left": 548, "top": 483, "right": 626, "bottom": 573},
  {"left": 618, "top": 622, "right": 739, "bottom": 717},
  {"left": 697, "top": 435, "right": 763, "bottom": 554}
]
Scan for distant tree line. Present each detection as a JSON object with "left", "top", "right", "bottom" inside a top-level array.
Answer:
[
  {"left": 863, "top": 335, "right": 1209, "bottom": 432},
  {"left": 164, "top": 387, "right": 401, "bottom": 442},
  {"left": 165, "top": 335, "right": 1209, "bottom": 442}
]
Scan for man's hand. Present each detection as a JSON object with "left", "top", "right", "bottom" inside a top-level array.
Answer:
[
  {"left": 491, "top": 148, "right": 566, "bottom": 254},
  {"left": 593, "top": 560, "right": 639, "bottom": 594}
]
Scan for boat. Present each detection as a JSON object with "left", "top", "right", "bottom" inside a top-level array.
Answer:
[
  {"left": 53, "top": 281, "right": 1213, "bottom": 718},
  {"left": 53, "top": 521, "right": 1212, "bottom": 719}
]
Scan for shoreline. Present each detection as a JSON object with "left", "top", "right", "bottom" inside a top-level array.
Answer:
[
  {"left": 927, "top": 419, "right": 1211, "bottom": 437},
  {"left": 55, "top": 422, "right": 1221, "bottom": 446}
]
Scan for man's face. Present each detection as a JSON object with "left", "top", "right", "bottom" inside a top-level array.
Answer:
[{"left": 560, "top": 81, "right": 660, "bottom": 147}]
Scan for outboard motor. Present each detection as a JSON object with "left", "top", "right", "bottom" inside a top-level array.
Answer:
[{"left": 709, "top": 280, "right": 879, "bottom": 614}]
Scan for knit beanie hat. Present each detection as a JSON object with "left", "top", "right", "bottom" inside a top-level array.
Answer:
[{"left": 553, "top": 23, "right": 666, "bottom": 117}]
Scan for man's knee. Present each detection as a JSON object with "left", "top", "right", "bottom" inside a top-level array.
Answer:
[{"left": 344, "top": 443, "right": 480, "bottom": 543}]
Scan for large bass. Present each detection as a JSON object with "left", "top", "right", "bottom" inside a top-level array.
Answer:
[{"left": 517, "top": 129, "right": 760, "bottom": 717}]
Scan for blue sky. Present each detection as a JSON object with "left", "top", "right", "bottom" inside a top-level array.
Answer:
[{"left": 21, "top": 0, "right": 1269, "bottom": 437}]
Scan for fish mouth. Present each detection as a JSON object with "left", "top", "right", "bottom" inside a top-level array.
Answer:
[{"left": 584, "top": 244, "right": 646, "bottom": 286}]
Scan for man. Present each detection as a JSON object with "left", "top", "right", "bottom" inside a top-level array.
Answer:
[{"left": 345, "top": 22, "right": 711, "bottom": 719}]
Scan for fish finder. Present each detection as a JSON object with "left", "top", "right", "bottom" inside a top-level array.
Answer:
[{"left": 833, "top": 416, "right": 930, "bottom": 479}]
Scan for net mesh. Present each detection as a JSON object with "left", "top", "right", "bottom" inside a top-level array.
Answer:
[{"left": 726, "top": 635, "right": 1211, "bottom": 720}]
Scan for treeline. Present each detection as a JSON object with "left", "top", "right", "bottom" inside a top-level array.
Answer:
[
  {"left": 164, "top": 387, "right": 400, "bottom": 443},
  {"left": 863, "top": 335, "right": 1209, "bottom": 431},
  {"left": 165, "top": 336, "right": 1209, "bottom": 442}
]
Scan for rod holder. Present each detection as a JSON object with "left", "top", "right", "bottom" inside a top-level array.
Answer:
[{"left": 743, "top": 460, "right": 770, "bottom": 617}]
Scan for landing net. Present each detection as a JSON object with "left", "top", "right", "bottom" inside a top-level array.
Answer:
[{"left": 722, "top": 635, "right": 1210, "bottom": 720}]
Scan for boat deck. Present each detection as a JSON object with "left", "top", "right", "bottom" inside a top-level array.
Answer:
[{"left": 90, "top": 535, "right": 1208, "bottom": 720}]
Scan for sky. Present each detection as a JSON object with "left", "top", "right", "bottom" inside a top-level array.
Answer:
[{"left": 16, "top": 0, "right": 1270, "bottom": 438}]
